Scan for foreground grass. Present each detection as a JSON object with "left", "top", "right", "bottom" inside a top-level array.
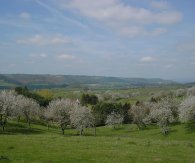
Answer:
[{"left": 0, "top": 122, "right": 195, "bottom": 162}]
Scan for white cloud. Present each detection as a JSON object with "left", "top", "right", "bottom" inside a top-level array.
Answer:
[
  {"left": 40, "top": 53, "right": 47, "bottom": 58},
  {"left": 178, "top": 41, "right": 195, "bottom": 54},
  {"left": 30, "top": 53, "right": 48, "bottom": 59},
  {"left": 35, "top": 0, "right": 89, "bottom": 30},
  {"left": 61, "top": 0, "right": 181, "bottom": 38},
  {"left": 17, "top": 35, "right": 70, "bottom": 46},
  {"left": 150, "top": 1, "right": 169, "bottom": 10},
  {"left": 19, "top": 12, "right": 31, "bottom": 19},
  {"left": 164, "top": 64, "right": 174, "bottom": 69},
  {"left": 57, "top": 54, "right": 76, "bottom": 61},
  {"left": 66, "top": 0, "right": 181, "bottom": 25},
  {"left": 119, "top": 27, "right": 166, "bottom": 38},
  {"left": 155, "top": 11, "right": 182, "bottom": 24},
  {"left": 191, "top": 61, "right": 195, "bottom": 66},
  {"left": 151, "top": 28, "right": 167, "bottom": 36},
  {"left": 50, "top": 37, "right": 69, "bottom": 44},
  {"left": 140, "top": 56, "right": 156, "bottom": 63},
  {"left": 119, "top": 26, "right": 145, "bottom": 38}
]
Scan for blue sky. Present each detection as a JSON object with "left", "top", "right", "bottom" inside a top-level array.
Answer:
[{"left": 0, "top": 0, "right": 195, "bottom": 82}]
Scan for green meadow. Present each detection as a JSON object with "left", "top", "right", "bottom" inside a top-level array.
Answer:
[{"left": 0, "top": 122, "right": 195, "bottom": 163}]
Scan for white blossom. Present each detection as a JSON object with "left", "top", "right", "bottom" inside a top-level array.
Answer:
[
  {"left": 150, "top": 98, "right": 175, "bottom": 134},
  {"left": 70, "top": 106, "right": 95, "bottom": 135},
  {"left": 0, "top": 90, "right": 16, "bottom": 130},
  {"left": 175, "top": 89, "right": 186, "bottom": 97},
  {"left": 130, "top": 103, "right": 151, "bottom": 129},
  {"left": 105, "top": 112, "right": 123, "bottom": 128},
  {"left": 187, "top": 87, "right": 195, "bottom": 96},
  {"left": 17, "top": 96, "right": 40, "bottom": 127},
  {"left": 179, "top": 96, "right": 195, "bottom": 122},
  {"left": 46, "top": 99, "right": 77, "bottom": 134}
]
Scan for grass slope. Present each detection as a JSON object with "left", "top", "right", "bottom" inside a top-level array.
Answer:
[{"left": 0, "top": 122, "right": 195, "bottom": 162}]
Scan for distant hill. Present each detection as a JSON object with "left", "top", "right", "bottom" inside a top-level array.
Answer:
[{"left": 0, "top": 74, "right": 178, "bottom": 89}]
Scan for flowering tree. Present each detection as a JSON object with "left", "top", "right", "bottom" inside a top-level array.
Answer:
[
  {"left": 17, "top": 96, "right": 40, "bottom": 127},
  {"left": 187, "top": 87, "right": 195, "bottom": 96},
  {"left": 129, "top": 103, "right": 151, "bottom": 129},
  {"left": 179, "top": 96, "right": 195, "bottom": 123},
  {"left": 70, "top": 106, "right": 95, "bottom": 136},
  {"left": 105, "top": 112, "right": 123, "bottom": 128},
  {"left": 150, "top": 98, "right": 175, "bottom": 134},
  {"left": 151, "top": 91, "right": 174, "bottom": 102},
  {"left": 175, "top": 89, "right": 186, "bottom": 97},
  {"left": 0, "top": 90, "right": 16, "bottom": 131},
  {"left": 43, "top": 106, "right": 53, "bottom": 129},
  {"left": 46, "top": 99, "right": 76, "bottom": 134}
]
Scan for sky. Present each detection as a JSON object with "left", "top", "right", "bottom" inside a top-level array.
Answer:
[{"left": 0, "top": 0, "right": 195, "bottom": 82}]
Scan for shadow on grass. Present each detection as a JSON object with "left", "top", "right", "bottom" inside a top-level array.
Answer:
[
  {"left": 0, "top": 155, "right": 10, "bottom": 162},
  {"left": 111, "top": 127, "right": 125, "bottom": 131},
  {"left": 170, "top": 128, "right": 178, "bottom": 133},
  {"left": 0, "top": 127, "right": 44, "bottom": 135},
  {"left": 0, "top": 122, "right": 46, "bottom": 135},
  {"left": 184, "top": 123, "right": 195, "bottom": 134}
]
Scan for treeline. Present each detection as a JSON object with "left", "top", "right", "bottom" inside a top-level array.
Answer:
[
  {"left": 15, "top": 87, "right": 51, "bottom": 107},
  {"left": 0, "top": 86, "right": 195, "bottom": 136},
  {"left": 81, "top": 93, "right": 131, "bottom": 125}
]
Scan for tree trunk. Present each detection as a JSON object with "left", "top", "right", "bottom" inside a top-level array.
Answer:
[
  {"left": 62, "top": 128, "right": 64, "bottom": 135},
  {"left": 80, "top": 128, "right": 83, "bottom": 136},
  {"left": 28, "top": 119, "right": 31, "bottom": 128},
  {"left": 47, "top": 122, "right": 49, "bottom": 130},
  {"left": 94, "top": 126, "right": 96, "bottom": 136},
  {"left": 2, "top": 117, "right": 7, "bottom": 131},
  {"left": 0, "top": 114, "right": 2, "bottom": 121},
  {"left": 0, "top": 114, "right": 2, "bottom": 131},
  {"left": 17, "top": 116, "right": 20, "bottom": 123}
]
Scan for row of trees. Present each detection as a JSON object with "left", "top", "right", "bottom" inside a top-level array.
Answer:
[
  {"left": 1, "top": 87, "right": 195, "bottom": 135},
  {"left": 0, "top": 90, "right": 39, "bottom": 130},
  {"left": 129, "top": 98, "right": 178, "bottom": 134},
  {"left": 44, "top": 99, "right": 95, "bottom": 135},
  {"left": 0, "top": 91, "right": 95, "bottom": 135},
  {"left": 130, "top": 95, "right": 195, "bottom": 134},
  {"left": 84, "top": 87, "right": 195, "bottom": 103},
  {"left": 150, "top": 87, "right": 195, "bottom": 102}
]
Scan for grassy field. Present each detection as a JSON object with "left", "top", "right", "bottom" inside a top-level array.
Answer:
[
  {"left": 0, "top": 122, "right": 195, "bottom": 162},
  {"left": 0, "top": 80, "right": 16, "bottom": 87},
  {"left": 42, "top": 85, "right": 184, "bottom": 105}
]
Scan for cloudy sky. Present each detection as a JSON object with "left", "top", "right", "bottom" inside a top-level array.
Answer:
[{"left": 0, "top": 0, "right": 195, "bottom": 82}]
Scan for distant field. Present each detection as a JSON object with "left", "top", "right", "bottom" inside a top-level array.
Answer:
[
  {"left": 0, "top": 80, "right": 16, "bottom": 87},
  {"left": 44, "top": 85, "right": 184, "bottom": 104},
  {"left": 0, "top": 122, "right": 195, "bottom": 162},
  {"left": 0, "top": 74, "right": 180, "bottom": 90}
]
